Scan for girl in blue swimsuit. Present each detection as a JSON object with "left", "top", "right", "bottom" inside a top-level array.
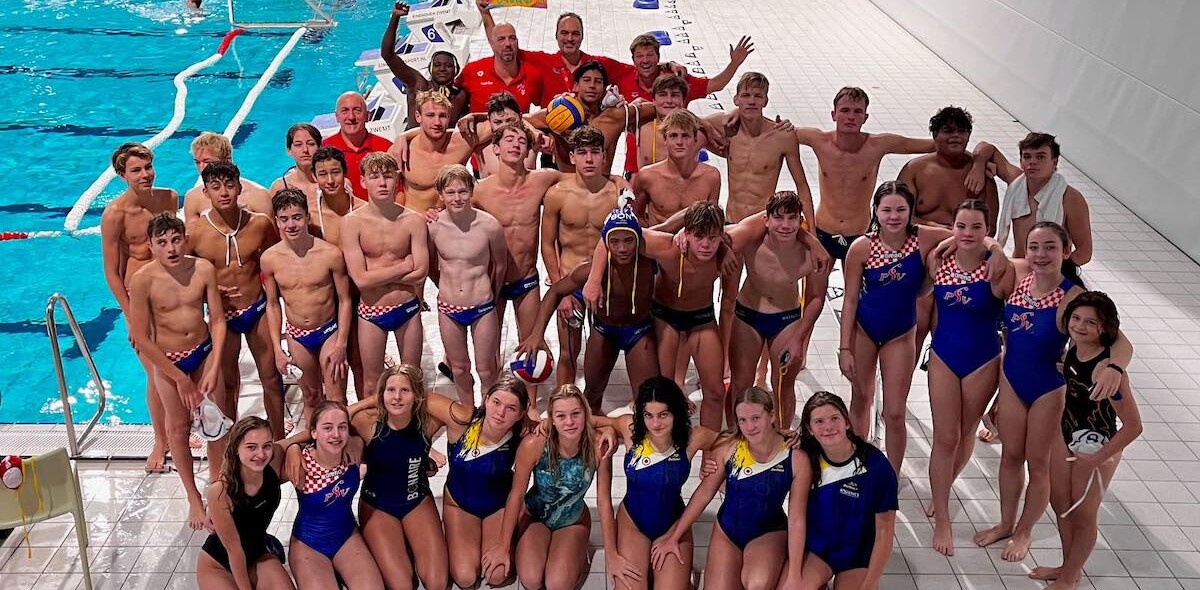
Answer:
[
  {"left": 974, "top": 222, "right": 1133, "bottom": 563},
  {"left": 925, "top": 200, "right": 1010, "bottom": 556},
  {"left": 346, "top": 364, "right": 451, "bottom": 590},
  {"left": 285, "top": 402, "right": 383, "bottom": 590},
  {"left": 797, "top": 392, "right": 898, "bottom": 589},
  {"left": 197, "top": 417, "right": 295, "bottom": 590},
  {"left": 441, "top": 375, "right": 532, "bottom": 589},
  {"left": 839, "top": 181, "right": 951, "bottom": 474},
  {"left": 483, "top": 385, "right": 604, "bottom": 590},
  {"left": 652, "top": 387, "right": 809, "bottom": 590},
  {"left": 597, "top": 377, "right": 719, "bottom": 590}
]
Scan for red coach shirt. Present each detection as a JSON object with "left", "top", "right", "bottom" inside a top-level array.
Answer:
[
  {"left": 323, "top": 132, "right": 393, "bottom": 200},
  {"left": 457, "top": 55, "right": 546, "bottom": 113},
  {"left": 523, "top": 50, "right": 637, "bottom": 98}
]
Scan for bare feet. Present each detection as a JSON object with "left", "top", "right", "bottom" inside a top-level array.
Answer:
[
  {"left": 973, "top": 523, "right": 1012, "bottom": 547},
  {"left": 924, "top": 500, "right": 936, "bottom": 518},
  {"left": 1001, "top": 531, "right": 1033, "bottom": 562},
  {"left": 1029, "top": 566, "right": 1062, "bottom": 581},
  {"left": 187, "top": 498, "right": 207, "bottom": 531},
  {"left": 145, "top": 442, "right": 170, "bottom": 473},
  {"left": 932, "top": 518, "right": 954, "bottom": 556},
  {"left": 1044, "top": 576, "right": 1081, "bottom": 589}
]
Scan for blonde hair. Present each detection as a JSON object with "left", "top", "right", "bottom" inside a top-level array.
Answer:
[
  {"left": 657, "top": 109, "right": 701, "bottom": 136},
  {"left": 736, "top": 72, "right": 769, "bottom": 94},
  {"left": 546, "top": 384, "right": 597, "bottom": 474},
  {"left": 111, "top": 142, "right": 153, "bottom": 175},
  {"left": 717, "top": 386, "right": 777, "bottom": 446},
  {"left": 373, "top": 363, "right": 429, "bottom": 437},
  {"left": 434, "top": 164, "right": 476, "bottom": 193},
  {"left": 191, "top": 131, "right": 233, "bottom": 161},
  {"left": 415, "top": 89, "right": 453, "bottom": 111},
  {"left": 359, "top": 151, "right": 399, "bottom": 176}
]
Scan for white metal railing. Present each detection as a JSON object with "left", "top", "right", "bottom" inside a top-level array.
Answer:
[{"left": 45, "top": 294, "right": 108, "bottom": 456}]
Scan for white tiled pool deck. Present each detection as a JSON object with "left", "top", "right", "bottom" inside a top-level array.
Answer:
[{"left": 6, "top": 0, "right": 1200, "bottom": 588}]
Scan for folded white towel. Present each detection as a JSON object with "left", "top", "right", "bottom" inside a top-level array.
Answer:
[{"left": 996, "top": 172, "right": 1068, "bottom": 247}]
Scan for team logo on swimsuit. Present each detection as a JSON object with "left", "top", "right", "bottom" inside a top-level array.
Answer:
[
  {"left": 943, "top": 286, "right": 972, "bottom": 306},
  {"left": 880, "top": 265, "right": 906, "bottom": 285},
  {"left": 1020, "top": 292, "right": 1040, "bottom": 308},
  {"left": 839, "top": 481, "right": 861, "bottom": 499},
  {"left": 1010, "top": 311, "right": 1035, "bottom": 332},
  {"left": 323, "top": 480, "right": 351, "bottom": 505}
]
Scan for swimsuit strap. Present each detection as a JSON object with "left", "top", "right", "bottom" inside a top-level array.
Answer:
[{"left": 202, "top": 210, "right": 246, "bottom": 267}]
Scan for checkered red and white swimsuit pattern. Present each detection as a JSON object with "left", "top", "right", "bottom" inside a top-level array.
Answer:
[
  {"left": 865, "top": 233, "right": 920, "bottom": 269},
  {"left": 300, "top": 445, "right": 349, "bottom": 494},
  {"left": 935, "top": 256, "right": 990, "bottom": 286},
  {"left": 1006, "top": 273, "right": 1067, "bottom": 310}
]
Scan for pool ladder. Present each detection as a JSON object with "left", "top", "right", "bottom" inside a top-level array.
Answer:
[{"left": 45, "top": 293, "right": 107, "bottom": 457}]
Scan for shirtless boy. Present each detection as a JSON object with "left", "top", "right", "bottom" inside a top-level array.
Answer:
[
  {"left": 340, "top": 153, "right": 429, "bottom": 392},
  {"left": 307, "top": 146, "right": 359, "bottom": 246},
  {"left": 796, "top": 87, "right": 939, "bottom": 262},
  {"left": 262, "top": 190, "right": 353, "bottom": 418},
  {"left": 100, "top": 142, "right": 178, "bottom": 472},
  {"left": 389, "top": 91, "right": 489, "bottom": 216},
  {"left": 898, "top": 106, "right": 996, "bottom": 362},
  {"left": 473, "top": 92, "right": 539, "bottom": 178},
  {"left": 185, "top": 162, "right": 284, "bottom": 439},
  {"left": 429, "top": 165, "right": 508, "bottom": 407},
  {"left": 976, "top": 133, "right": 1092, "bottom": 267},
  {"left": 900, "top": 107, "right": 998, "bottom": 230},
  {"left": 724, "top": 192, "right": 824, "bottom": 428},
  {"left": 630, "top": 109, "right": 721, "bottom": 225},
  {"left": 126, "top": 213, "right": 226, "bottom": 530},
  {"left": 183, "top": 132, "right": 272, "bottom": 221},
  {"left": 629, "top": 74, "right": 692, "bottom": 174},
  {"left": 473, "top": 123, "right": 564, "bottom": 355},
  {"left": 714, "top": 72, "right": 815, "bottom": 224},
  {"left": 518, "top": 204, "right": 659, "bottom": 413},
  {"left": 541, "top": 126, "right": 623, "bottom": 385},
  {"left": 269, "top": 123, "right": 323, "bottom": 202},
  {"left": 589, "top": 201, "right": 729, "bottom": 429}
]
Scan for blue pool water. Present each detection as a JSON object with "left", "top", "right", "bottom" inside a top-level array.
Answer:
[{"left": 0, "top": 0, "right": 411, "bottom": 424}]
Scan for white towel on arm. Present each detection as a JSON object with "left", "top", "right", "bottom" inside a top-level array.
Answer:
[{"left": 995, "top": 172, "right": 1068, "bottom": 248}]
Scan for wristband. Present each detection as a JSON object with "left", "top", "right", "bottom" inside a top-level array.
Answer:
[{"left": 1106, "top": 363, "right": 1125, "bottom": 375}]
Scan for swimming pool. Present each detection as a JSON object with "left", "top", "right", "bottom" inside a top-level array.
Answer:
[{"left": 0, "top": 0, "right": 410, "bottom": 424}]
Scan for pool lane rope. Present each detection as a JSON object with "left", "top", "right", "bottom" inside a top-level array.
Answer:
[
  {"left": 63, "top": 28, "right": 246, "bottom": 232},
  {"left": 0, "top": 226, "right": 102, "bottom": 242}
]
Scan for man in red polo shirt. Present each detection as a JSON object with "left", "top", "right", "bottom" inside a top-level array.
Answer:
[
  {"left": 323, "top": 92, "right": 393, "bottom": 200},
  {"left": 479, "top": 4, "right": 634, "bottom": 98},
  {"left": 456, "top": 16, "right": 546, "bottom": 114},
  {"left": 617, "top": 33, "right": 754, "bottom": 177}
]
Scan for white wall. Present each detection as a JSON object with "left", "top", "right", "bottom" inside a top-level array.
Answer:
[{"left": 871, "top": 0, "right": 1200, "bottom": 261}]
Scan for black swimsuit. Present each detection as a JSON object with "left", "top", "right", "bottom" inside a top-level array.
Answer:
[
  {"left": 1061, "top": 346, "right": 1121, "bottom": 448},
  {"left": 201, "top": 467, "right": 285, "bottom": 571}
]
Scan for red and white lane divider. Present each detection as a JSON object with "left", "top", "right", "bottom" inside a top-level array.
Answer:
[
  {"left": 0, "top": 226, "right": 102, "bottom": 242},
  {"left": 63, "top": 29, "right": 246, "bottom": 232}
]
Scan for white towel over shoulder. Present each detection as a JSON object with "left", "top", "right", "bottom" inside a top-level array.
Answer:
[{"left": 995, "top": 172, "right": 1068, "bottom": 247}]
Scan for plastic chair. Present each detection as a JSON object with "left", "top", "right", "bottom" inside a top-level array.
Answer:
[{"left": 0, "top": 447, "right": 92, "bottom": 589}]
